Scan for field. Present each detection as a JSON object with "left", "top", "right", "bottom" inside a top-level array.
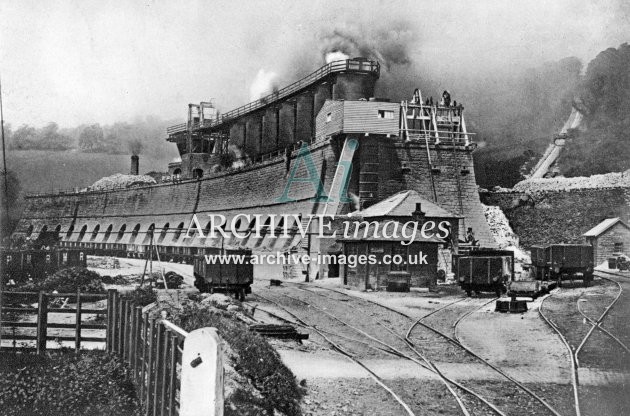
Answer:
[{"left": 6, "top": 149, "right": 178, "bottom": 195}]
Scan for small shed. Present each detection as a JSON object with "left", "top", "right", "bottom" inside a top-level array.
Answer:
[
  {"left": 583, "top": 218, "right": 630, "bottom": 265},
  {"left": 339, "top": 221, "right": 444, "bottom": 291}
]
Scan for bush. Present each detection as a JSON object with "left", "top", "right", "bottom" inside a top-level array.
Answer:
[
  {"left": 175, "top": 304, "right": 303, "bottom": 416},
  {"left": 20, "top": 267, "right": 105, "bottom": 293},
  {"left": 125, "top": 285, "right": 157, "bottom": 306},
  {"left": 0, "top": 351, "right": 139, "bottom": 416}
]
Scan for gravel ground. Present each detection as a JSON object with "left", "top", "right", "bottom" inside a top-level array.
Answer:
[{"left": 250, "top": 280, "right": 583, "bottom": 416}]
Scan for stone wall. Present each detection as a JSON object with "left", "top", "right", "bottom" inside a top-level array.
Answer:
[
  {"left": 363, "top": 138, "right": 495, "bottom": 247},
  {"left": 590, "top": 223, "right": 630, "bottom": 265},
  {"left": 481, "top": 188, "right": 630, "bottom": 249}
]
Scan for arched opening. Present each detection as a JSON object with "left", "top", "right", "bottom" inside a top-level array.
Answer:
[
  {"left": 159, "top": 223, "right": 170, "bottom": 243},
  {"left": 40, "top": 225, "right": 48, "bottom": 234},
  {"left": 173, "top": 168, "right": 181, "bottom": 176},
  {"left": 173, "top": 222, "right": 185, "bottom": 241},
  {"left": 26, "top": 224, "right": 34, "bottom": 237},
  {"left": 103, "top": 224, "right": 113, "bottom": 241},
  {"left": 131, "top": 224, "right": 141, "bottom": 242},
  {"left": 116, "top": 225, "right": 127, "bottom": 241},
  {"left": 66, "top": 224, "right": 74, "bottom": 238},
  {"left": 91, "top": 224, "right": 100, "bottom": 241},
  {"left": 78, "top": 225, "right": 88, "bottom": 242},
  {"left": 54, "top": 225, "right": 62, "bottom": 233},
  {"left": 193, "top": 168, "right": 204, "bottom": 179}
]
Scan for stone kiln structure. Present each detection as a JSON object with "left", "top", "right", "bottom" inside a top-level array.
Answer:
[{"left": 14, "top": 58, "right": 495, "bottom": 280}]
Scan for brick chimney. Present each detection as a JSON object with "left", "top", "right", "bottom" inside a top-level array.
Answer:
[
  {"left": 412, "top": 202, "right": 425, "bottom": 221},
  {"left": 130, "top": 155, "right": 139, "bottom": 175}
]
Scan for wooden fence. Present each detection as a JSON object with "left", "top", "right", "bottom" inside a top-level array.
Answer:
[
  {"left": 1, "top": 289, "right": 219, "bottom": 416},
  {"left": 0, "top": 290, "right": 108, "bottom": 352},
  {"left": 108, "top": 289, "right": 188, "bottom": 416}
]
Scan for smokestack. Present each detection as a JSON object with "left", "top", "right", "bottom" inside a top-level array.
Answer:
[
  {"left": 130, "top": 155, "right": 139, "bottom": 175},
  {"left": 412, "top": 202, "right": 425, "bottom": 221}
]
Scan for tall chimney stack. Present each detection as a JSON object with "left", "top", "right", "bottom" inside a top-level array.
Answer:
[{"left": 130, "top": 155, "right": 139, "bottom": 175}]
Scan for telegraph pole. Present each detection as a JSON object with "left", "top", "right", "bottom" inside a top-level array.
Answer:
[{"left": 0, "top": 72, "right": 7, "bottom": 348}]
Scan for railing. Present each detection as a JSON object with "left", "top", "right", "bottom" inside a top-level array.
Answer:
[
  {"left": 0, "top": 291, "right": 108, "bottom": 352},
  {"left": 167, "top": 58, "right": 380, "bottom": 136}
]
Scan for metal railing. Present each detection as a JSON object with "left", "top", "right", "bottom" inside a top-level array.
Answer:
[{"left": 167, "top": 58, "right": 380, "bottom": 135}]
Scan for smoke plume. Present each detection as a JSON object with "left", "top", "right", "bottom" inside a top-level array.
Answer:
[
  {"left": 249, "top": 69, "right": 279, "bottom": 101},
  {"left": 318, "top": 24, "right": 416, "bottom": 70},
  {"left": 128, "top": 138, "right": 143, "bottom": 156}
]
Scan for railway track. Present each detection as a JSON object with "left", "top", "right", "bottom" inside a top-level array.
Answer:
[
  {"left": 538, "top": 269, "right": 629, "bottom": 416},
  {"left": 253, "top": 289, "right": 501, "bottom": 416},
  {"left": 257, "top": 283, "right": 563, "bottom": 416}
]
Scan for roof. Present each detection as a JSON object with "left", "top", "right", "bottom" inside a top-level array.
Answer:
[
  {"left": 583, "top": 218, "right": 630, "bottom": 237},
  {"left": 351, "top": 190, "right": 459, "bottom": 218},
  {"left": 337, "top": 221, "right": 445, "bottom": 243}
]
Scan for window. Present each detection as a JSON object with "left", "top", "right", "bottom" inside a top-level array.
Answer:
[
  {"left": 378, "top": 110, "right": 394, "bottom": 119},
  {"left": 326, "top": 113, "right": 332, "bottom": 123},
  {"left": 390, "top": 243, "right": 408, "bottom": 272},
  {"left": 614, "top": 242, "right": 624, "bottom": 253}
]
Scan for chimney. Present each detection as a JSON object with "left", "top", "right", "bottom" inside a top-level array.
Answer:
[
  {"left": 130, "top": 155, "right": 139, "bottom": 175},
  {"left": 412, "top": 202, "right": 425, "bottom": 221}
]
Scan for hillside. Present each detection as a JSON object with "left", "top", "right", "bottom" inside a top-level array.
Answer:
[{"left": 6, "top": 150, "right": 177, "bottom": 195}]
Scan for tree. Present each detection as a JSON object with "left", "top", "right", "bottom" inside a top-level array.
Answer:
[{"left": 78, "top": 124, "right": 105, "bottom": 152}]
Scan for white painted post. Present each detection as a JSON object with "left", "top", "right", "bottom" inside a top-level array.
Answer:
[{"left": 179, "top": 327, "right": 224, "bottom": 416}]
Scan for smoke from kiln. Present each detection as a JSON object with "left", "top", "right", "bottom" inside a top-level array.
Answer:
[
  {"left": 249, "top": 69, "right": 279, "bottom": 101},
  {"left": 319, "top": 25, "right": 416, "bottom": 70},
  {"left": 128, "top": 138, "right": 143, "bottom": 156}
]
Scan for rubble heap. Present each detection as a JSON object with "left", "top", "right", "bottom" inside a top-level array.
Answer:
[
  {"left": 513, "top": 169, "right": 630, "bottom": 193},
  {"left": 484, "top": 205, "right": 531, "bottom": 274},
  {"left": 89, "top": 173, "right": 156, "bottom": 191}
]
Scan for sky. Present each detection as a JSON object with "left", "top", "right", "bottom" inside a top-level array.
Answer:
[{"left": 0, "top": 0, "right": 628, "bottom": 128}]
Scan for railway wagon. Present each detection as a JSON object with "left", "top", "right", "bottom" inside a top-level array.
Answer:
[
  {"left": 1, "top": 248, "right": 87, "bottom": 282},
  {"left": 531, "top": 244, "right": 593, "bottom": 286},
  {"left": 193, "top": 248, "right": 253, "bottom": 300},
  {"left": 455, "top": 249, "right": 514, "bottom": 297}
]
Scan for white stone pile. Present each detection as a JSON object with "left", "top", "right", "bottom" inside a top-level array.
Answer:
[
  {"left": 89, "top": 173, "right": 156, "bottom": 191},
  {"left": 484, "top": 205, "right": 531, "bottom": 273},
  {"left": 513, "top": 169, "right": 630, "bottom": 193}
]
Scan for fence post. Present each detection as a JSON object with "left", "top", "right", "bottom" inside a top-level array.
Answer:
[
  {"left": 75, "top": 290, "right": 81, "bottom": 352},
  {"left": 180, "top": 328, "right": 224, "bottom": 416},
  {"left": 106, "top": 289, "right": 115, "bottom": 352},
  {"left": 140, "top": 313, "right": 150, "bottom": 406},
  {"left": 117, "top": 294, "right": 124, "bottom": 354},
  {"left": 36, "top": 292, "right": 48, "bottom": 355},
  {"left": 152, "top": 323, "right": 164, "bottom": 416},
  {"left": 144, "top": 319, "right": 156, "bottom": 416},
  {"left": 160, "top": 328, "right": 170, "bottom": 416},
  {"left": 168, "top": 332, "right": 178, "bottom": 416}
]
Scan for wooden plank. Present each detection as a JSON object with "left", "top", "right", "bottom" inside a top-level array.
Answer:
[
  {"left": 2, "top": 307, "right": 38, "bottom": 313},
  {"left": 117, "top": 294, "right": 124, "bottom": 355},
  {"left": 144, "top": 319, "right": 155, "bottom": 416},
  {"left": 46, "top": 336, "right": 106, "bottom": 342},
  {"left": 140, "top": 313, "right": 149, "bottom": 406},
  {"left": 168, "top": 332, "right": 178, "bottom": 416},
  {"left": 36, "top": 292, "right": 48, "bottom": 355},
  {"left": 47, "top": 308, "right": 107, "bottom": 314},
  {"left": 106, "top": 289, "right": 115, "bottom": 352},
  {"left": 75, "top": 291, "right": 81, "bottom": 352},
  {"left": 160, "top": 328, "right": 170, "bottom": 416},
  {"left": 152, "top": 324, "right": 164, "bottom": 416}
]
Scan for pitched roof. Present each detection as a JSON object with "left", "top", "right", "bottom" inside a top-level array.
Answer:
[
  {"left": 583, "top": 218, "right": 630, "bottom": 237},
  {"left": 351, "top": 190, "right": 459, "bottom": 218},
  {"left": 338, "top": 220, "right": 445, "bottom": 243}
]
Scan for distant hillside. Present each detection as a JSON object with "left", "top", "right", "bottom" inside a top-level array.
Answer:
[
  {"left": 6, "top": 150, "right": 177, "bottom": 195},
  {"left": 557, "top": 43, "right": 630, "bottom": 177},
  {"left": 474, "top": 43, "right": 630, "bottom": 188}
]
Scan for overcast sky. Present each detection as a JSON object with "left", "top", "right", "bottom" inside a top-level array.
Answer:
[{"left": 0, "top": 0, "right": 628, "bottom": 127}]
